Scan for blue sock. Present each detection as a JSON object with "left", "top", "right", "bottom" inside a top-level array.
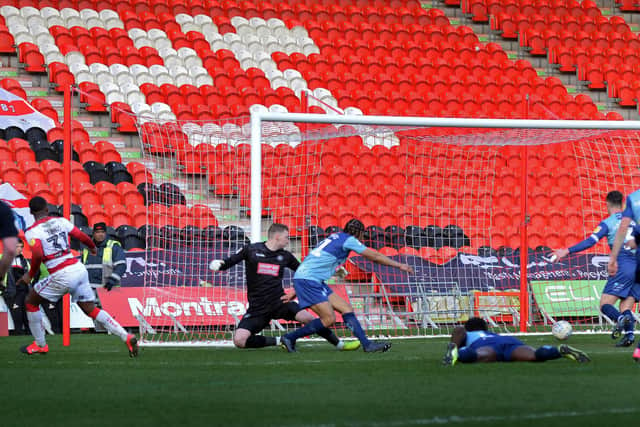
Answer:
[
  {"left": 342, "top": 312, "right": 371, "bottom": 348},
  {"left": 601, "top": 304, "right": 620, "bottom": 322},
  {"left": 535, "top": 345, "right": 561, "bottom": 361},
  {"left": 316, "top": 327, "right": 340, "bottom": 346},
  {"left": 623, "top": 310, "right": 635, "bottom": 334},
  {"left": 286, "top": 318, "right": 324, "bottom": 342},
  {"left": 458, "top": 347, "right": 478, "bottom": 363}
]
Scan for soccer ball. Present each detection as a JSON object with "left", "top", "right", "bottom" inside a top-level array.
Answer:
[{"left": 552, "top": 320, "right": 572, "bottom": 340}]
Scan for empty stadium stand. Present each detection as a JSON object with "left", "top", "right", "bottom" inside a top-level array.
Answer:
[{"left": 0, "top": 0, "right": 633, "bottom": 257}]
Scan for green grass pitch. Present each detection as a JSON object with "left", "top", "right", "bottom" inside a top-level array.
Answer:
[{"left": 1, "top": 334, "right": 638, "bottom": 427}]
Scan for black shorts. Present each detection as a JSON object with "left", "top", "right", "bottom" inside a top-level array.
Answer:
[
  {"left": 0, "top": 201, "right": 18, "bottom": 239},
  {"left": 237, "top": 301, "right": 301, "bottom": 334}
]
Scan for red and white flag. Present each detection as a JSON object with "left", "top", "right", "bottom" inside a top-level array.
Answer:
[{"left": 0, "top": 88, "right": 55, "bottom": 131}]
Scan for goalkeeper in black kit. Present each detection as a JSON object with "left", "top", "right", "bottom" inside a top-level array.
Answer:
[{"left": 210, "top": 223, "right": 360, "bottom": 350}]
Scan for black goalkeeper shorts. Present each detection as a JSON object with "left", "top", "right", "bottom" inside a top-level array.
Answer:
[{"left": 237, "top": 301, "right": 301, "bottom": 334}]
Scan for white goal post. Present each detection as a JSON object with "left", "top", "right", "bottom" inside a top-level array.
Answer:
[{"left": 249, "top": 113, "right": 640, "bottom": 333}]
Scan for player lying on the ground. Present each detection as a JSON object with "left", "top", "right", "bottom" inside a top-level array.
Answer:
[
  {"left": 442, "top": 317, "right": 590, "bottom": 365},
  {"left": 17, "top": 196, "right": 138, "bottom": 357},
  {"left": 280, "top": 218, "right": 414, "bottom": 353},
  {"left": 551, "top": 190, "right": 639, "bottom": 347},
  {"left": 210, "top": 223, "right": 359, "bottom": 351}
]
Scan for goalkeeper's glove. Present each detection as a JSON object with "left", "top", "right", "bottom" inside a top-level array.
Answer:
[
  {"left": 209, "top": 260, "right": 224, "bottom": 271},
  {"left": 105, "top": 277, "right": 119, "bottom": 291}
]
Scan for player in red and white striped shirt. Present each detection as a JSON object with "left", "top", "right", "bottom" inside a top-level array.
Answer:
[{"left": 17, "top": 197, "right": 138, "bottom": 356}]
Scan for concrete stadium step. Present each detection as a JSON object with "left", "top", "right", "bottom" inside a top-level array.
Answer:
[{"left": 0, "top": 67, "right": 33, "bottom": 87}]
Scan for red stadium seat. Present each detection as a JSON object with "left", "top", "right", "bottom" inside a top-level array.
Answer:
[
  {"left": 74, "top": 182, "right": 101, "bottom": 206},
  {"left": 96, "top": 181, "right": 122, "bottom": 206}
]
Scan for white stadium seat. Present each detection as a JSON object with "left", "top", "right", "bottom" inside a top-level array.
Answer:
[
  {"left": 85, "top": 17, "right": 105, "bottom": 29},
  {"left": 194, "top": 15, "right": 213, "bottom": 26},
  {"left": 126, "top": 91, "right": 146, "bottom": 106},
  {"left": 44, "top": 50, "right": 64, "bottom": 64},
  {"left": 291, "top": 26, "right": 309, "bottom": 38},
  {"left": 0, "top": 5, "right": 19, "bottom": 18},
  {"left": 116, "top": 73, "right": 135, "bottom": 86},
  {"left": 75, "top": 70, "right": 95, "bottom": 84},
  {"left": 65, "top": 16, "right": 85, "bottom": 28},
  {"left": 79, "top": 9, "right": 99, "bottom": 21},
  {"left": 20, "top": 6, "right": 40, "bottom": 19},
  {"left": 104, "top": 17, "right": 124, "bottom": 30},
  {"left": 45, "top": 15, "right": 65, "bottom": 28},
  {"left": 157, "top": 110, "right": 176, "bottom": 122},
  {"left": 230, "top": 16, "right": 249, "bottom": 27},
  {"left": 152, "top": 37, "right": 172, "bottom": 51},
  {"left": 154, "top": 73, "right": 174, "bottom": 86},
  {"left": 105, "top": 90, "right": 125, "bottom": 105},
  {"left": 150, "top": 102, "right": 171, "bottom": 114},
  {"left": 98, "top": 9, "right": 118, "bottom": 21},
  {"left": 59, "top": 8, "right": 79, "bottom": 19},
  {"left": 181, "top": 22, "right": 200, "bottom": 34},
  {"left": 148, "top": 28, "right": 167, "bottom": 40},
  {"left": 266, "top": 18, "right": 286, "bottom": 30},
  {"left": 134, "top": 72, "right": 154, "bottom": 86},
  {"left": 39, "top": 7, "right": 60, "bottom": 19},
  {"left": 194, "top": 74, "right": 213, "bottom": 86},
  {"left": 89, "top": 62, "right": 109, "bottom": 74},
  {"left": 109, "top": 63, "right": 128, "bottom": 77},
  {"left": 174, "top": 13, "right": 193, "bottom": 25},
  {"left": 174, "top": 74, "right": 193, "bottom": 86},
  {"left": 69, "top": 62, "right": 89, "bottom": 75},
  {"left": 64, "top": 51, "right": 85, "bottom": 67}
]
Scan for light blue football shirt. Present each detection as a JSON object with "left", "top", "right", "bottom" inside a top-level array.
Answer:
[
  {"left": 623, "top": 189, "right": 640, "bottom": 221},
  {"left": 569, "top": 212, "right": 636, "bottom": 259},
  {"left": 294, "top": 232, "right": 367, "bottom": 283}
]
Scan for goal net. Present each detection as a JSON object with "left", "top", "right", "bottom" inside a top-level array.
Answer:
[{"left": 134, "top": 112, "right": 640, "bottom": 345}]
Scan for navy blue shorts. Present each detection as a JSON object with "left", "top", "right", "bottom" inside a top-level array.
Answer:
[
  {"left": 293, "top": 279, "right": 334, "bottom": 309},
  {"left": 467, "top": 335, "right": 526, "bottom": 362},
  {"left": 604, "top": 256, "right": 639, "bottom": 300}
]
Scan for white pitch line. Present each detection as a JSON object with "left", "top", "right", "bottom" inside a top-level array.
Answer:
[{"left": 287, "top": 408, "right": 640, "bottom": 427}]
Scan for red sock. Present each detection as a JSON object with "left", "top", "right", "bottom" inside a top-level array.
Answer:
[{"left": 88, "top": 307, "right": 101, "bottom": 319}]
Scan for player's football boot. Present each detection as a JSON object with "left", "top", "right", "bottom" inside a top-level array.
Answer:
[
  {"left": 442, "top": 342, "right": 459, "bottom": 366},
  {"left": 363, "top": 341, "right": 392, "bottom": 353},
  {"left": 616, "top": 334, "right": 635, "bottom": 347},
  {"left": 339, "top": 340, "right": 361, "bottom": 351},
  {"left": 281, "top": 335, "right": 297, "bottom": 353},
  {"left": 632, "top": 347, "right": 640, "bottom": 362},
  {"left": 611, "top": 316, "right": 629, "bottom": 339},
  {"left": 125, "top": 334, "right": 138, "bottom": 357},
  {"left": 559, "top": 344, "right": 591, "bottom": 363},
  {"left": 20, "top": 341, "right": 49, "bottom": 355}
]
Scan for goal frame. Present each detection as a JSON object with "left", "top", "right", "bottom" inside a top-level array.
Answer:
[{"left": 249, "top": 113, "right": 640, "bottom": 333}]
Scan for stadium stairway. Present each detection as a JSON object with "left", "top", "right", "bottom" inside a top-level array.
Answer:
[
  {"left": 428, "top": 0, "right": 640, "bottom": 120},
  {"left": 1, "top": 50, "right": 276, "bottom": 239},
  {"left": 0, "top": 51, "right": 138, "bottom": 149}
]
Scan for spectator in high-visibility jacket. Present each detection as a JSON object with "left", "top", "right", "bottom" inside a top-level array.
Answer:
[{"left": 82, "top": 222, "right": 126, "bottom": 292}]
